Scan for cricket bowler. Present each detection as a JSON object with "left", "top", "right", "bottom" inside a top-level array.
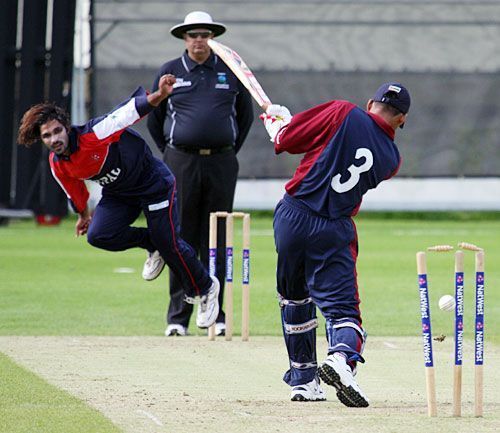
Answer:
[{"left": 17, "top": 74, "right": 220, "bottom": 329}]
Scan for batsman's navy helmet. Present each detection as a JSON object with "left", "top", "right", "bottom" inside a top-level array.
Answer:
[{"left": 373, "top": 82, "right": 411, "bottom": 114}]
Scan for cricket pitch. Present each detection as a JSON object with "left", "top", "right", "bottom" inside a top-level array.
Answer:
[{"left": 1, "top": 336, "right": 499, "bottom": 433}]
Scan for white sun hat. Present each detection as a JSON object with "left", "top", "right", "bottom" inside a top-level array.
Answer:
[{"left": 170, "top": 11, "right": 226, "bottom": 39}]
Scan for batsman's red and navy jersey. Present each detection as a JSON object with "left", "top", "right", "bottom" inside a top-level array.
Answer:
[
  {"left": 275, "top": 100, "right": 401, "bottom": 218},
  {"left": 49, "top": 87, "right": 173, "bottom": 213}
]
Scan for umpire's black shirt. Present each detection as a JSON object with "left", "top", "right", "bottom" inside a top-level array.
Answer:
[{"left": 147, "top": 51, "right": 253, "bottom": 154}]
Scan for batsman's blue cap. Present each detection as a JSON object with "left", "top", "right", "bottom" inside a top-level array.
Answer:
[{"left": 373, "top": 82, "right": 411, "bottom": 114}]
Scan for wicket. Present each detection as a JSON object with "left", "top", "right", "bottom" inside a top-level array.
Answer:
[
  {"left": 453, "top": 250, "right": 464, "bottom": 416},
  {"left": 416, "top": 251, "right": 437, "bottom": 417},
  {"left": 416, "top": 243, "right": 485, "bottom": 417},
  {"left": 207, "top": 211, "right": 250, "bottom": 341},
  {"left": 474, "top": 250, "right": 485, "bottom": 417}
]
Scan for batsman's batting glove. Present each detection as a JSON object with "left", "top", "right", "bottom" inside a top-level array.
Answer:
[{"left": 260, "top": 104, "right": 293, "bottom": 142}]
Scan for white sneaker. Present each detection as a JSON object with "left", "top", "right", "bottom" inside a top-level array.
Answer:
[
  {"left": 290, "top": 377, "right": 326, "bottom": 402},
  {"left": 142, "top": 251, "right": 165, "bottom": 281},
  {"left": 195, "top": 276, "right": 220, "bottom": 328},
  {"left": 318, "top": 352, "right": 369, "bottom": 407},
  {"left": 215, "top": 322, "right": 226, "bottom": 336},
  {"left": 165, "top": 324, "right": 188, "bottom": 337}
]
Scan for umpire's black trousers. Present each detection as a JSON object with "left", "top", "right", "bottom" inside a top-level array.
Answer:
[{"left": 164, "top": 146, "right": 239, "bottom": 328}]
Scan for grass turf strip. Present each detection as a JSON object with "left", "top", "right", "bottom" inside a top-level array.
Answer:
[
  {"left": 0, "top": 352, "right": 122, "bottom": 433},
  {"left": 1, "top": 215, "right": 499, "bottom": 342}
]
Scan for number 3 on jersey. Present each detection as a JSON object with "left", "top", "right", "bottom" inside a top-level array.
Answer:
[{"left": 331, "top": 148, "right": 374, "bottom": 193}]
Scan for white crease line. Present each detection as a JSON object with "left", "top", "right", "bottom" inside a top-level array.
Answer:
[
  {"left": 137, "top": 409, "right": 164, "bottom": 426},
  {"left": 383, "top": 342, "right": 398, "bottom": 349},
  {"left": 234, "top": 410, "right": 252, "bottom": 417}
]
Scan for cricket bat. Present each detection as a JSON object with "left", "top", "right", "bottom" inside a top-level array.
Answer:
[{"left": 208, "top": 39, "right": 271, "bottom": 111}]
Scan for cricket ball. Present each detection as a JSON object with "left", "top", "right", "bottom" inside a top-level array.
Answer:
[{"left": 438, "top": 294, "right": 456, "bottom": 312}]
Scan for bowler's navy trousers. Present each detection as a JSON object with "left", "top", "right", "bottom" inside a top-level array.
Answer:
[{"left": 87, "top": 163, "right": 211, "bottom": 298}]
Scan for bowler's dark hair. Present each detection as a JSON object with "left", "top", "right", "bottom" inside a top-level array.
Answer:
[{"left": 17, "top": 103, "right": 70, "bottom": 146}]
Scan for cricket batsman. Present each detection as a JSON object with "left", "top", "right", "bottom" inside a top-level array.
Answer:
[
  {"left": 261, "top": 83, "right": 411, "bottom": 405},
  {"left": 17, "top": 74, "right": 220, "bottom": 329}
]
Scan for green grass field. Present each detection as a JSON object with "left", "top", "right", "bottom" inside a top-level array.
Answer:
[
  {"left": 1, "top": 213, "right": 499, "bottom": 432},
  {"left": 2, "top": 213, "right": 499, "bottom": 339},
  {"left": 0, "top": 352, "right": 121, "bottom": 433}
]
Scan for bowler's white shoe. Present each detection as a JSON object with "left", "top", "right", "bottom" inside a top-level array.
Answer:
[
  {"left": 318, "top": 352, "right": 369, "bottom": 407},
  {"left": 142, "top": 251, "right": 165, "bottom": 281},
  {"left": 195, "top": 276, "right": 220, "bottom": 328},
  {"left": 290, "top": 377, "right": 326, "bottom": 402},
  {"left": 165, "top": 324, "right": 188, "bottom": 337}
]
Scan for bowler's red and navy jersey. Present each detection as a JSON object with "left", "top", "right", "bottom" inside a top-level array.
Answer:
[
  {"left": 275, "top": 100, "right": 401, "bottom": 218},
  {"left": 49, "top": 87, "right": 171, "bottom": 213}
]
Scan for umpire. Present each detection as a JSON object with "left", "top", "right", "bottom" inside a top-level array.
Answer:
[{"left": 147, "top": 11, "right": 254, "bottom": 337}]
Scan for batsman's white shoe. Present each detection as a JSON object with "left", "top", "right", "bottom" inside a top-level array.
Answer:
[
  {"left": 195, "top": 276, "right": 220, "bottom": 329},
  {"left": 290, "top": 377, "right": 326, "bottom": 402},
  {"left": 318, "top": 353, "right": 369, "bottom": 407},
  {"left": 165, "top": 324, "right": 188, "bottom": 337},
  {"left": 142, "top": 251, "right": 165, "bottom": 281}
]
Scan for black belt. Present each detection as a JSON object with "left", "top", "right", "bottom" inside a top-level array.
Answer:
[{"left": 167, "top": 145, "right": 233, "bottom": 155}]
